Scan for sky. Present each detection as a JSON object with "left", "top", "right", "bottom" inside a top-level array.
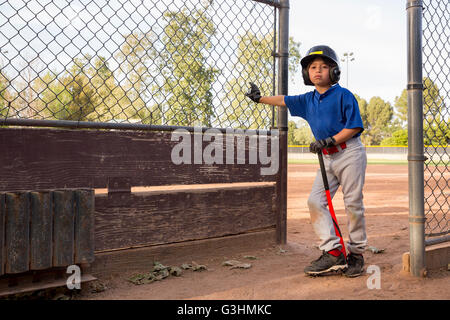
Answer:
[{"left": 287, "top": 0, "right": 407, "bottom": 105}]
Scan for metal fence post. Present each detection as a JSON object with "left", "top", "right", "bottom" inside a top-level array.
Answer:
[
  {"left": 406, "top": 0, "right": 426, "bottom": 277},
  {"left": 276, "top": 0, "right": 289, "bottom": 244}
]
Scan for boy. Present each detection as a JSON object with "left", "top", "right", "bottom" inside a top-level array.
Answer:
[{"left": 246, "top": 45, "right": 367, "bottom": 277}]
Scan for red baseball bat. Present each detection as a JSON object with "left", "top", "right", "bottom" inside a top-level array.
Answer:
[{"left": 317, "top": 152, "right": 347, "bottom": 260}]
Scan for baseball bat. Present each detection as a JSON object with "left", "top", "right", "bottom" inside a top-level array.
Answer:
[{"left": 317, "top": 151, "right": 347, "bottom": 260}]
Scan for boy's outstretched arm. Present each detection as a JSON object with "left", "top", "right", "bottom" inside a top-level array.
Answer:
[
  {"left": 259, "top": 95, "right": 286, "bottom": 107},
  {"left": 245, "top": 82, "right": 286, "bottom": 107}
]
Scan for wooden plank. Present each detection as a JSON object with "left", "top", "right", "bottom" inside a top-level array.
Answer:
[
  {"left": 52, "top": 190, "right": 75, "bottom": 267},
  {"left": 94, "top": 185, "right": 277, "bottom": 252},
  {"left": 5, "top": 192, "right": 30, "bottom": 274},
  {"left": 0, "top": 193, "right": 5, "bottom": 275},
  {"left": 0, "top": 128, "right": 277, "bottom": 192},
  {"left": 30, "top": 191, "right": 53, "bottom": 270},
  {"left": 74, "top": 189, "right": 95, "bottom": 264},
  {"left": 91, "top": 228, "right": 276, "bottom": 277},
  {"left": 0, "top": 270, "right": 97, "bottom": 297},
  {"left": 402, "top": 245, "right": 450, "bottom": 273}
]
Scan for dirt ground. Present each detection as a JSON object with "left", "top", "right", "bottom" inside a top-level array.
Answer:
[{"left": 79, "top": 164, "right": 449, "bottom": 300}]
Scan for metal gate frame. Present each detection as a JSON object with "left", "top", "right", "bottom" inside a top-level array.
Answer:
[{"left": 406, "top": 0, "right": 449, "bottom": 277}]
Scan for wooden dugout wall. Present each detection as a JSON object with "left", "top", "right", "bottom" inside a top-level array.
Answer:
[{"left": 0, "top": 127, "right": 283, "bottom": 280}]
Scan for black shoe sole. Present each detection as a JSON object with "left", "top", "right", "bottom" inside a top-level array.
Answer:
[
  {"left": 306, "top": 269, "right": 345, "bottom": 277},
  {"left": 343, "top": 269, "right": 364, "bottom": 278},
  {"left": 304, "top": 264, "right": 348, "bottom": 276}
]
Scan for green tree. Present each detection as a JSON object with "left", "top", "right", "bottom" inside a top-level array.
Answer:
[
  {"left": 116, "top": 3, "right": 219, "bottom": 126},
  {"left": 424, "top": 120, "right": 449, "bottom": 146},
  {"left": 288, "top": 38, "right": 302, "bottom": 84},
  {"left": 221, "top": 32, "right": 273, "bottom": 129},
  {"left": 354, "top": 94, "right": 373, "bottom": 145},
  {"left": 288, "top": 120, "right": 298, "bottom": 145},
  {"left": 115, "top": 32, "right": 157, "bottom": 123},
  {"left": 36, "top": 55, "right": 122, "bottom": 121},
  {"left": 88, "top": 56, "right": 125, "bottom": 122},
  {"left": 0, "top": 70, "right": 10, "bottom": 117},
  {"left": 156, "top": 5, "right": 218, "bottom": 126},
  {"left": 354, "top": 93, "right": 368, "bottom": 128},
  {"left": 359, "top": 96, "right": 393, "bottom": 145},
  {"left": 287, "top": 119, "right": 313, "bottom": 145},
  {"left": 422, "top": 77, "right": 447, "bottom": 146},
  {"left": 56, "top": 72, "right": 99, "bottom": 121},
  {"left": 380, "top": 128, "right": 408, "bottom": 146},
  {"left": 223, "top": 35, "right": 301, "bottom": 129},
  {"left": 293, "top": 125, "right": 314, "bottom": 145},
  {"left": 2, "top": 58, "right": 44, "bottom": 119},
  {"left": 394, "top": 77, "right": 448, "bottom": 146},
  {"left": 395, "top": 77, "right": 446, "bottom": 125},
  {"left": 34, "top": 71, "right": 65, "bottom": 119},
  {"left": 423, "top": 77, "right": 446, "bottom": 121},
  {"left": 394, "top": 88, "right": 407, "bottom": 124}
]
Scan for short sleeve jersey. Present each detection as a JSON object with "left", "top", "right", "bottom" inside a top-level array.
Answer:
[{"left": 284, "top": 84, "right": 364, "bottom": 140}]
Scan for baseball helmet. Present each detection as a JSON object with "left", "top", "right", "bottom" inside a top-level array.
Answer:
[{"left": 301, "top": 45, "right": 341, "bottom": 86}]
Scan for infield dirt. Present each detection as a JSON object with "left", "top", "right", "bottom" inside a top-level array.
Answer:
[{"left": 80, "top": 164, "right": 449, "bottom": 300}]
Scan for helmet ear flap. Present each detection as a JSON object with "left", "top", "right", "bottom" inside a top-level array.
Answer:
[{"left": 330, "top": 66, "right": 341, "bottom": 84}]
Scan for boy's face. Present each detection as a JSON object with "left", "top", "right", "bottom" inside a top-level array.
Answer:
[{"left": 308, "top": 57, "right": 332, "bottom": 87}]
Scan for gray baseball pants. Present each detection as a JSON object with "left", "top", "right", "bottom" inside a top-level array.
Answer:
[{"left": 307, "top": 136, "right": 367, "bottom": 255}]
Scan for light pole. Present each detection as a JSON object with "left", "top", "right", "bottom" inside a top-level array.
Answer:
[{"left": 341, "top": 52, "right": 355, "bottom": 88}]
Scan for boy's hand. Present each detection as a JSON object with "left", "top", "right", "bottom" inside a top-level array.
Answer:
[
  {"left": 245, "top": 82, "right": 261, "bottom": 103},
  {"left": 309, "top": 137, "right": 336, "bottom": 153}
]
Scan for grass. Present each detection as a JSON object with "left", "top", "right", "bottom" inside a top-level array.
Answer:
[
  {"left": 288, "top": 159, "right": 409, "bottom": 165},
  {"left": 287, "top": 159, "right": 319, "bottom": 164},
  {"left": 366, "top": 160, "right": 409, "bottom": 165},
  {"left": 288, "top": 159, "right": 448, "bottom": 166}
]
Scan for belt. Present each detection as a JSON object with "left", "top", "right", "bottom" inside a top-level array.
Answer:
[{"left": 322, "top": 142, "right": 347, "bottom": 155}]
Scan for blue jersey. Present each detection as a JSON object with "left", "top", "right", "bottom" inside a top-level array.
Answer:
[{"left": 284, "top": 84, "right": 364, "bottom": 140}]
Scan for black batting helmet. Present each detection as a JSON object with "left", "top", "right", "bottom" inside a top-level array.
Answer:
[{"left": 301, "top": 45, "right": 341, "bottom": 86}]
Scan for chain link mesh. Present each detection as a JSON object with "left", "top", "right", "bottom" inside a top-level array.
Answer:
[
  {"left": 0, "top": 0, "right": 276, "bottom": 130},
  {"left": 422, "top": 0, "right": 449, "bottom": 239}
]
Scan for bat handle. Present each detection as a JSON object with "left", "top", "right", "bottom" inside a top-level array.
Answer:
[{"left": 317, "top": 151, "right": 329, "bottom": 190}]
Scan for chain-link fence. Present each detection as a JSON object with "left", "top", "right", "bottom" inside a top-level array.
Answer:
[
  {"left": 0, "top": 0, "right": 278, "bottom": 130},
  {"left": 422, "top": 0, "right": 449, "bottom": 243}
]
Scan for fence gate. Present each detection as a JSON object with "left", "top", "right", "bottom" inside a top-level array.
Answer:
[{"left": 407, "top": 0, "right": 449, "bottom": 277}]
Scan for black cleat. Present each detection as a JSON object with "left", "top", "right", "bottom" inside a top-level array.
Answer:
[
  {"left": 304, "top": 251, "right": 347, "bottom": 276},
  {"left": 343, "top": 253, "right": 364, "bottom": 278}
]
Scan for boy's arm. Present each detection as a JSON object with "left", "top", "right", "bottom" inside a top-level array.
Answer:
[
  {"left": 332, "top": 127, "right": 362, "bottom": 144},
  {"left": 259, "top": 95, "right": 286, "bottom": 107},
  {"left": 245, "top": 82, "right": 286, "bottom": 107}
]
